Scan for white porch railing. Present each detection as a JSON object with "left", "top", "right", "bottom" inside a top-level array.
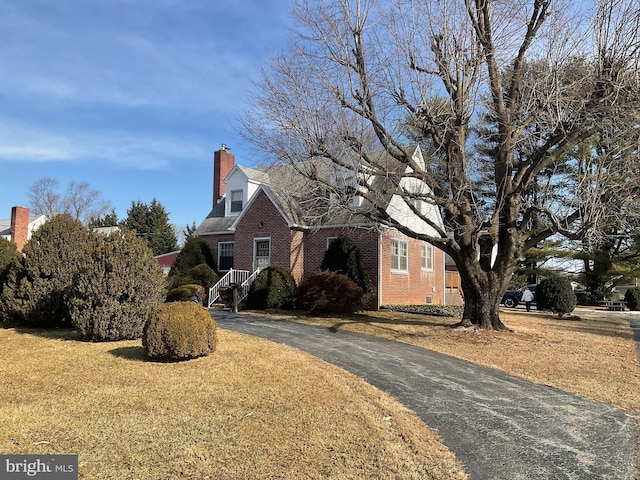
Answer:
[{"left": 208, "top": 268, "right": 261, "bottom": 308}]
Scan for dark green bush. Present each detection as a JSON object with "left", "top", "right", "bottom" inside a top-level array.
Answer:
[
  {"left": 297, "top": 271, "right": 366, "bottom": 315},
  {"left": 246, "top": 266, "right": 297, "bottom": 310},
  {"left": 0, "top": 237, "right": 21, "bottom": 298},
  {"left": 166, "top": 284, "right": 206, "bottom": 304},
  {"left": 143, "top": 302, "right": 218, "bottom": 361},
  {"left": 321, "top": 235, "right": 375, "bottom": 294},
  {"left": 537, "top": 277, "right": 577, "bottom": 315},
  {"left": 0, "top": 215, "right": 92, "bottom": 327},
  {"left": 69, "top": 230, "right": 166, "bottom": 341},
  {"left": 177, "top": 263, "right": 219, "bottom": 291},
  {"left": 624, "top": 288, "right": 640, "bottom": 311},
  {"left": 167, "top": 237, "right": 216, "bottom": 289}
]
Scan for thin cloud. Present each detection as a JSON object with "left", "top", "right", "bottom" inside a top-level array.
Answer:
[{"left": 0, "top": 123, "right": 208, "bottom": 170}]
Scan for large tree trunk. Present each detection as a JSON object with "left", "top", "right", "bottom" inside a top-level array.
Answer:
[
  {"left": 459, "top": 284, "right": 508, "bottom": 331},
  {"left": 454, "top": 249, "right": 513, "bottom": 331}
]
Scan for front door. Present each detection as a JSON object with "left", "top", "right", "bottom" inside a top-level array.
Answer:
[{"left": 254, "top": 239, "right": 271, "bottom": 271}]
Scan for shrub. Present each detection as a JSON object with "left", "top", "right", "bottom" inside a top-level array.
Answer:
[
  {"left": 69, "top": 229, "right": 166, "bottom": 341},
  {"left": 321, "top": 235, "right": 375, "bottom": 294},
  {"left": 143, "top": 302, "right": 218, "bottom": 361},
  {"left": 0, "top": 237, "right": 21, "bottom": 297},
  {"left": 1, "top": 215, "right": 92, "bottom": 327},
  {"left": 246, "top": 266, "right": 297, "bottom": 310},
  {"left": 166, "top": 284, "right": 206, "bottom": 304},
  {"left": 177, "top": 263, "right": 219, "bottom": 292},
  {"left": 624, "top": 288, "right": 640, "bottom": 311},
  {"left": 297, "top": 271, "right": 366, "bottom": 315},
  {"left": 167, "top": 237, "right": 217, "bottom": 289},
  {"left": 536, "top": 277, "right": 577, "bottom": 316}
]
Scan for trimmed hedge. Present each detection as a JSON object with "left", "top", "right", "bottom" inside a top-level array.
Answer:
[
  {"left": 246, "top": 266, "right": 297, "bottom": 310},
  {"left": 143, "top": 302, "right": 218, "bottom": 361},
  {"left": 297, "top": 271, "right": 366, "bottom": 315},
  {"left": 177, "top": 263, "right": 219, "bottom": 291},
  {"left": 166, "top": 284, "right": 206, "bottom": 305},
  {"left": 537, "top": 277, "right": 576, "bottom": 315},
  {"left": 624, "top": 288, "right": 640, "bottom": 311}
]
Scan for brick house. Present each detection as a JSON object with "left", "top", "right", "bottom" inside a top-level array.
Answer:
[{"left": 195, "top": 146, "right": 460, "bottom": 308}]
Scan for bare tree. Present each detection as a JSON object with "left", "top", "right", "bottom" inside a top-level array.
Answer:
[
  {"left": 242, "top": 0, "right": 640, "bottom": 329},
  {"left": 28, "top": 177, "right": 63, "bottom": 220},
  {"left": 63, "top": 181, "right": 111, "bottom": 225},
  {"left": 28, "top": 178, "right": 111, "bottom": 225}
]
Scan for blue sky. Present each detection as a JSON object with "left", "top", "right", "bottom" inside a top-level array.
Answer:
[{"left": 0, "top": 0, "right": 293, "bottom": 232}]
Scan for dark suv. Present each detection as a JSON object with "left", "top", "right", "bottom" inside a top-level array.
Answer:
[{"left": 501, "top": 284, "right": 537, "bottom": 308}]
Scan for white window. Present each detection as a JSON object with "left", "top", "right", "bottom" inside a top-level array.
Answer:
[
  {"left": 391, "top": 239, "right": 408, "bottom": 272},
  {"left": 218, "top": 242, "right": 234, "bottom": 271},
  {"left": 421, "top": 244, "right": 434, "bottom": 270},
  {"left": 254, "top": 238, "right": 271, "bottom": 271},
  {"left": 230, "top": 190, "right": 243, "bottom": 213},
  {"left": 326, "top": 237, "right": 338, "bottom": 250}
]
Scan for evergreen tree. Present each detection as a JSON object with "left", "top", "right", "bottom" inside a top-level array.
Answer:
[
  {"left": 121, "top": 199, "right": 178, "bottom": 256},
  {"left": 89, "top": 208, "right": 118, "bottom": 228},
  {"left": 167, "top": 236, "right": 216, "bottom": 289}
]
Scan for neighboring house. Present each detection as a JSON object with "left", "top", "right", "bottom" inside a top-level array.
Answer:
[
  {"left": 155, "top": 250, "right": 180, "bottom": 275},
  {"left": 195, "top": 146, "right": 460, "bottom": 308},
  {"left": 0, "top": 206, "right": 47, "bottom": 252}
]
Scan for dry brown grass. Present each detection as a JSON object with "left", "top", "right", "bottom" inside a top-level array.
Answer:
[
  {"left": 267, "top": 308, "right": 640, "bottom": 412},
  {"left": 0, "top": 326, "right": 467, "bottom": 480}
]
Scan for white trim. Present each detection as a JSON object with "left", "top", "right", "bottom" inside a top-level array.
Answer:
[
  {"left": 390, "top": 238, "right": 409, "bottom": 273},
  {"left": 253, "top": 237, "right": 271, "bottom": 271},
  {"left": 218, "top": 241, "right": 235, "bottom": 272},
  {"left": 326, "top": 237, "right": 338, "bottom": 250},
  {"left": 421, "top": 243, "right": 434, "bottom": 271},
  {"left": 230, "top": 185, "right": 298, "bottom": 230}
]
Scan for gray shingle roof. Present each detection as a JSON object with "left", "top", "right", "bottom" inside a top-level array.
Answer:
[{"left": 195, "top": 145, "right": 424, "bottom": 234}]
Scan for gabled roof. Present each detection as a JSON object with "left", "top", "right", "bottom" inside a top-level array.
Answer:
[{"left": 196, "top": 144, "right": 438, "bottom": 234}]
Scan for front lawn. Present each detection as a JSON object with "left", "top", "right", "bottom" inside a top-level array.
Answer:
[{"left": 0, "top": 326, "right": 466, "bottom": 480}]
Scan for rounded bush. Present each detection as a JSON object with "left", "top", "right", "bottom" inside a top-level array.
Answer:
[
  {"left": 624, "top": 288, "right": 640, "bottom": 311},
  {"left": 297, "top": 271, "right": 366, "bottom": 315},
  {"left": 143, "top": 302, "right": 218, "bottom": 361},
  {"left": 537, "top": 277, "right": 576, "bottom": 315},
  {"left": 166, "top": 284, "right": 206, "bottom": 304},
  {"left": 69, "top": 229, "right": 166, "bottom": 342},
  {"left": 246, "top": 266, "right": 297, "bottom": 310},
  {"left": 177, "top": 263, "right": 219, "bottom": 291}
]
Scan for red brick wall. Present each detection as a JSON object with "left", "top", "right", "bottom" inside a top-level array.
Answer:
[
  {"left": 233, "top": 190, "right": 294, "bottom": 272},
  {"left": 379, "top": 228, "right": 445, "bottom": 305},
  {"left": 200, "top": 234, "right": 235, "bottom": 270},
  {"left": 302, "top": 227, "right": 380, "bottom": 304},
  {"left": 197, "top": 191, "right": 448, "bottom": 307}
]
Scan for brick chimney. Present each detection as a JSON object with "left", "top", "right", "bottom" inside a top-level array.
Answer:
[
  {"left": 10, "top": 206, "right": 29, "bottom": 252},
  {"left": 213, "top": 144, "right": 234, "bottom": 207}
]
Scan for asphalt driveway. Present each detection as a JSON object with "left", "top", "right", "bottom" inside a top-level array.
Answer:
[{"left": 212, "top": 310, "right": 638, "bottom": 479}]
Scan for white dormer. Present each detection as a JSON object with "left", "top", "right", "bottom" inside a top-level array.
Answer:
[{"left": 223, "top": 165, "right": 269, "bottom": 217}]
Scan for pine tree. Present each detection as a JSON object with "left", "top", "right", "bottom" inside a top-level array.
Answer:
[{"left": 121, "top": 199, "right": 178, "bottom": 256}]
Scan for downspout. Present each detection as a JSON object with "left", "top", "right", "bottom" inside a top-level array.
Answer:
[{"left": 378, "top": 230, "right": 383, "bottom": 309}]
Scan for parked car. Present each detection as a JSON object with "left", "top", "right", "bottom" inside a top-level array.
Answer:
[{"left": 501, "top": 284, "right": 537, "bottom": 308}]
